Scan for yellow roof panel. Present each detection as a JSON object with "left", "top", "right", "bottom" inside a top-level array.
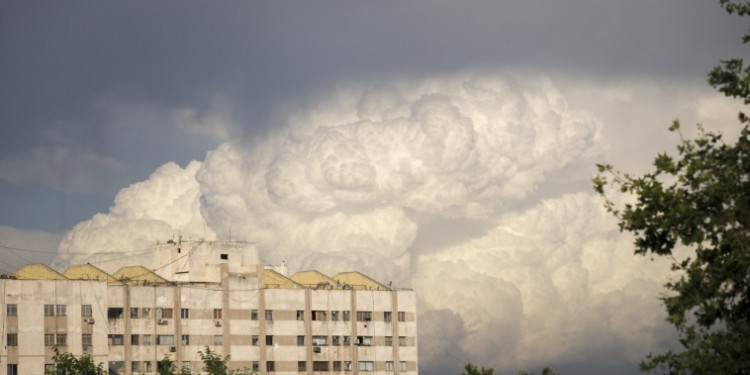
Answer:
[
  {"left": 290, "top": 270, "right": 338, "bottom": 289},
  {"left": 112, "top": 265, "right": 169, "bottom": 285},
  {"left": 333, "top": 271, "right": 389, "bottom": 291},
  {"left": 63, "top": 264, "right": 122, "bottom": 285},
  {"left": 263, "top": 269, "right": 302, "bottom": 289},
  {"left": 13, "top": 264, "right": 67, "bottom": 280}
]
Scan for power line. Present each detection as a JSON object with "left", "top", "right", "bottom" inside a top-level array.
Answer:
[{"left": 0, "top": 243, "right": 158, "bottom": 255}]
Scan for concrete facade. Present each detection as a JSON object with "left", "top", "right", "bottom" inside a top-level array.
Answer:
[{"left": 0, "top": 240, "right": 417, "bottom": 375}]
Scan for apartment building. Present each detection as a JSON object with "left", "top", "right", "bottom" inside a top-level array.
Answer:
[{"left": 0, "top": 240, "right": 417, "bottom": 375}]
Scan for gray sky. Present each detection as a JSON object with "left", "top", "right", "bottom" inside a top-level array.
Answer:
[
  {"left": 1, "top": 1, "right": 748, "bottom": 374},
  {"left": 0, "top": 0, "right": 745, "bottom": 230}
]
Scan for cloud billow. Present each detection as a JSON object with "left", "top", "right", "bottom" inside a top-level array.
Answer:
[{"left": 57, "top": 73, "right": 675, "bottom": 374}]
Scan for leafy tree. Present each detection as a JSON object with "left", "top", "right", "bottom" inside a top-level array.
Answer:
[
  {"left": 463, "top": 363, "right": 496, "bottom": 375},
  {"left": 45, "top": 347, "right": 106, "bottom": 375},
  {"left": 593, "top": 2, "right": 750, "bottom": 374},
  {"left": 462, "top": 363, "right": 558, "bottom": 375},
  {"left": 154, "top": 355, "right": 191, "bottom": 375},
  {"left": 199, "top": 346, "right": 231, "bottom": 375}
]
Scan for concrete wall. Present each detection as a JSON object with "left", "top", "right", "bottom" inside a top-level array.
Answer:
[
  {"left": 0, "top": 279, "right": 108, "bottom": 375},
  {"left": 1, "top": 241, "right": 417, "bottom": 375}
]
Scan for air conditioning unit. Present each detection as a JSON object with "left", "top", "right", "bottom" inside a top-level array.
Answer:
[
  {"left": 169, "top": 346, "right": 176, "bottom": 352},
  {"left": 313, "top": 346, "right": 322, "bottom": 353},
  {"left": 87, "top": 318, "right": 95, "bottom": 325},
  {"left": 214, "top": 320, "right": 222, "bottom": 327},
  {"left": 157, "top": 319, "right": 167, "bottom": 325}
]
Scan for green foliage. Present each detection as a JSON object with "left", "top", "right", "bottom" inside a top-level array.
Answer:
[
  {"left": 518, "top": 368, "right": 559, "bottom": 375},
  {"left": 44, "top": 347, "right": 106, "bottom": 375},
  {"left": 594, "top": 2, "right": 750, "bottom": 373},
  {"left": 199, "top": 346, "right": 231, "bottom": 375},
  {"left": 463, "top": 363, "right": 496, "bottom": 375},
  {"left": 156, "top": 355, "right": 178, "bottom": 375},
  {"left": 149, "top": 348, "right": 254, "bottom": 375},
  {"left": 462, "top": 363, "right": 558, "bottom": 375}
]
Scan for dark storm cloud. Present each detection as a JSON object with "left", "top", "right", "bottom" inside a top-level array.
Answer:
[
  {"left": 0, "top": 0, "right": 744, "bottom": 231},
  {"left": 1, "top": 0, "right": 744, "bottom": 151}
]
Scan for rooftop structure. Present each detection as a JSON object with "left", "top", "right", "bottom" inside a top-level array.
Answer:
[{"left": 0, "top": 240, "right": 417, "bottom": 375}]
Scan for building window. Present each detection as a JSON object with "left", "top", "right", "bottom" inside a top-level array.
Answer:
[
  {"left": 156, "top": 308, "right": 173, "bottom": 319},
  {"left": 251, "top": 309, "right": 258, "bottom": 320},
  {"left": 181, "top": 308, "right": 189, "bottom": 319},
  {"left": 143, "top": 334, "right": 152, "bottom": 345},
  {"left": 181, "top": 335, "right": 189, "bottom": 345},
  {"left": 130, "top": 308, "right": 140, "bottom": 319},
  {"left": 7, "top": 364, "right": 18, "bottom": 375},
  {"left": 108, "top": 334, "right": 124, "bottom": 346},
  {"left": 399, "top": 336, "right": 406, "bottom": 346},
  {"left": 297, "top": 335, "right": 305, "bottom": 346},
  {"left": 356, "top": 336, "right": 373, "bottom": 346},
  {"left": 45, "top": 365, "right": 55, "bottom": 373},
  {"left": 6, "top": 304, "right": 17, "bottom": 316},
  {"left": 332, "top": 335, "right": 340, "bottom": 346},
  {"left": 213, "top": 309, "right": 222, "bottom": 319},
  {"left": 312, "top": 310, "right": 327, "bottom": 321},
  {"left": 297, "top": 310, "right": 305, "bottom": 321},
  {"left": 333, "top": 361, "right": 342, "bottom": 371},
  {"left": 156, "top": 335, "right": 174, "bottom": 345},
  {"left": 107, "top": 308, "right": 123, "bottom": 319},
  {"left": 312, "top": 335, "right": 327, "bottom": 346},
  {"left": 298, "top": 361, "right": 306, "bottom": 371},
  {"left": 214, "top": 335, "right": 223, "bottom": 346},
  {"left": 56, "top": 333, "right": 67, "bottom": 346},
  {"left": 252, "top": 362, "right": 259, "bottom": 372},
  {"left": 131, "top": 335, "right": 140, "bottom": 345},
  {"left": 252, "top": 335, "right": 259, "bottom": 346},
  {"left": 398, "top": 311, "right": 406, "bottom": 322},
  {"left": 386, "top": 361, "right": 394, "bottom": 372},
  {"left": 331, "top": 310, "right": 339, "bottom": 321},
  {"left": 358, "top": 361, "right": 374, "bottom": 372},
  {"left": 344, "top": 336, "right": 352, "bottom": 346},
  {"left": 141, "top": 307, "right": 151, "bottom": 318},
  {"left": 220, "top": 253, "right": 228, "bottom": 260},
  {"left": 384, "top": 311, "right": 392, "bottom": 322},
  {"left": 313, "top": 361, "right": 329, "bottom": 371},
  {"left": 108, "top": 361, "right": 124, "bottom": 375},
  {"left": 385, "top": 336, "right": 393, "bottom": 346},
  {"left": 356, "top": 311, "right": 372, "bottom": 322},
  {"left": 55, "top": 305, "right": 66, "bottom": 317},
  {"left": 345, "top": 361, "right": 352, "bottom": 371},
  {"left": 81, "top": 304, "right": 92, "bottom": 318},
  {"left": 83, "top": 334, "right": 92, "bottom": 347},
  {"left": 7, "top": 333, "right": 17, "bottom": 346},
  {"left": 265, "top": 335, "right": 273, "bottom": 345},
  {"left": 266, "top": 361, "right": 275, "bottom": 372},
  {"left": 132, "top": 362, "right": 142, "bottom": 373},
  {"left": 45, "top": 333, "right": 55, "bottom": 346},
  {"left": 343, "top": 311, "right": 350, "bottom": 321},
  {"left": 265, "top": 310, "right": 273, "bottom": 321},
  {"left": 44, "top": 304, "right": 55, "bottom": 316},
  {"left": 145, "top": 361, "right": 153, "bottom": 372},
  {"left": 400, "top": 361, "right": 407, "bottom": 371}
]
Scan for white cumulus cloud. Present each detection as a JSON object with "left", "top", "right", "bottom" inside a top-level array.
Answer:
[
  {"left": 56, "top": 72, "right": 732, "bottom": 374},
  {"left": 55, "top": 160, "right": 214, "bottom": 272}
]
